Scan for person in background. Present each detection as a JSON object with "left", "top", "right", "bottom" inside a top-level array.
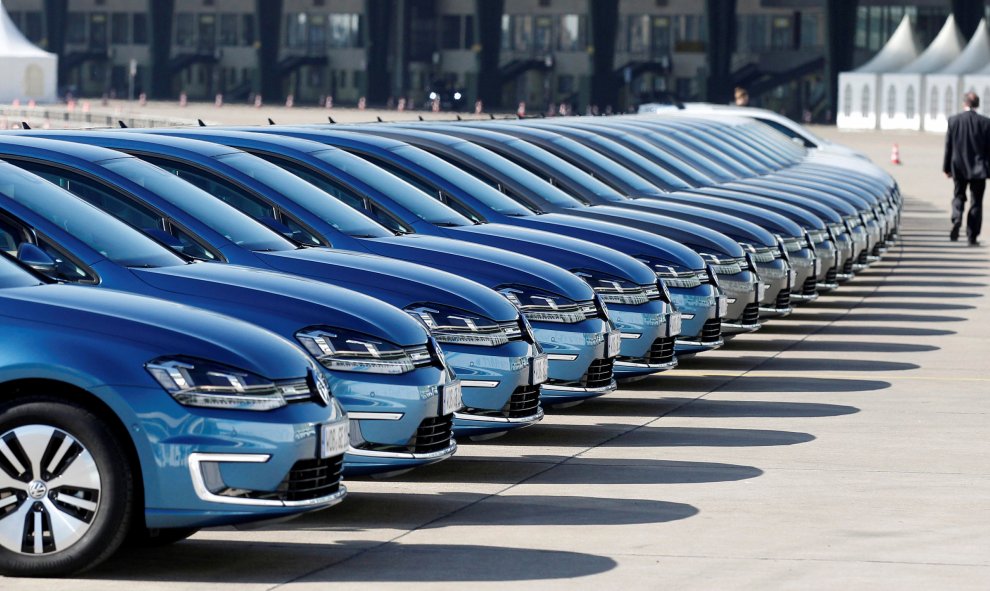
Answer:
[
  {"left": 943, "top": 91, "right": 990, "bottom": 246},
  {"left": 734, "top": 87, "right": 750, "bottom": 107}
]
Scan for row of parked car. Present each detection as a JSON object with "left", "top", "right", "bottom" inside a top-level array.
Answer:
[{"left": 0, "top": 105, "right": 898, "bottom": 576}]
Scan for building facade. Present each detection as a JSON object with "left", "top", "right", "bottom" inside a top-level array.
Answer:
[{"left": 5, "top": 0, "right": 961, "bottom": 119}]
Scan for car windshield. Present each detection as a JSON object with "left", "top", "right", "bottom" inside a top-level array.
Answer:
[
  {"left": 215, "top": 152, "right": 393, "bottom": 238},
  {"left": 542, "top": 134, "right": 660, "bottom": 194},
  {"left": 0, "top": 255, "right": 43, "bottom": 288},
  {"left": 500, "top": 137, "right": 624, "bottom": 200},
  {"left": 102, "top": 158, "right": 294, "bottom": 251},
  {"left": 0, "top": 164, "right": 184, "bottom": 268},
  {"left": 310, "top": 148, "right": 474, "bottom": 226},
  {"left": 597, "top": 130, "right": 704, "bottom": 188},
  {"left": 631, "top": 128, "right": 736, "bottom": 182},
  {"left": 450, "top": 140, "right": 585, "bottom": 209},
  {"left": 389, "top": 145, "right": 534, "bottom": 216}
]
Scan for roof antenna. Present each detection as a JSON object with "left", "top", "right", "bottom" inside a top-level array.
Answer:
[
  {"left": 456, "top": 115, "right": 462, "bottom": 121},
  {"left": 328, "top": 116, "right": 336, "bottom": 124},
  {"left": 20, "top": 121, "right": 30, "bottom": 130},
  {"left": 418, "top": 115, "right": 424, "bottom": 121},
  {"left": 377, "top": 116, "right": 384, "bottom": 122},
  {"left": 489, "top": 113, "right": 495, "bottom": 119},
  {"left": 267, "top": 117, "right": 276, "bottom": 125},
  {"left": 118, "top": 120, "right": 128, "bottom": 128},
  {"left": 197, "top": 119, "right": 206, "bottom": 127}
]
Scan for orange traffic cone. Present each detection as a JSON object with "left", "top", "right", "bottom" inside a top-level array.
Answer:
[{"left": 890, "top": 143, "right": 901, "bottom": 165}]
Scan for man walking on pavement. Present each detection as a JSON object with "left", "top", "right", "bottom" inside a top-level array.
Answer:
[{"left": 944, "top": 91, "right": 990, "bottom": 245}]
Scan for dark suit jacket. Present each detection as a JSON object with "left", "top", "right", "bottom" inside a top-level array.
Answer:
[{"left": 944, "top": 110, "right": 990, "bottom": 179}]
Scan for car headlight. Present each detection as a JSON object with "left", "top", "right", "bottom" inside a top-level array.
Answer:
[
  {"left": 635, "top": 256, "right": 702, "bottom": 289},
  {"left": 296, "top": 327, "right": 432, "bottom": 374},
  {"left": 146, "top": 356, "right": 316, "bottom": 411},
  {"left": 573, "top": 269, "right": 650, "bottom": 305},
  {"left": 498, "top": 285, "right": 590, "bottom": 324},
  {"left": 739, "top": 242, "right": 777, "bottom": 264},
  {"left": 406, "top": 304, "right": 511, "bottom": 347},
  {"left": 698, "top": 253, "right": 744, "bottom": 275}
]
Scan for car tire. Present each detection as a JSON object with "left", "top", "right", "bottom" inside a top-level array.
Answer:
[
  {"left": 0, "top": 395, "right": 134, "bottom": 577},
  {"left": 129, "top": 527, "right": 199, "bottom": 547}
]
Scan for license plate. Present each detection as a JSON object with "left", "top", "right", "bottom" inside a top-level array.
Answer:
[
  {"left": 441, "top": 381, "right": 463, "bottom": 414},
  {"left": 319, "top": 421, "right": 349, "bottom": 459},
  {"left": 667, "top": 311, "right": 682, "bottom": 337},
  {"left": 530, "top": 353, "right": 549, "bottom": 385},
  {"left": 605, "top": 329, "right": 622, "bottom": 358},
  {"left": 717, "top": 295, "right": 728, "bottom": 318}
]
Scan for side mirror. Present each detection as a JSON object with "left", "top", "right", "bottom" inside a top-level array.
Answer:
[{"left": 17, "top": 243, "right": 56, "bottom": 275}]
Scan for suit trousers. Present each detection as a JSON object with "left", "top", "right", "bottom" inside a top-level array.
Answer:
[{"left": 952, "top": 178, "right": 985, "bottom": 241}]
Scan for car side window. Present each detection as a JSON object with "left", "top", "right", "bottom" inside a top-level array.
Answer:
[
  {"left": 0, "top": 216, "right": 28, "bottom": 256},
  {"left": 36, "top": 238, "right": 97, "bottom": 282},
  {"left": 142, "top": 156, "right": 323, "bottom": 247},
  {"left": 18, "top": 162, "right": 221, "bottom": 262},
  {"left": 357, "top": 154, "right": 485, "bottom": 224}
]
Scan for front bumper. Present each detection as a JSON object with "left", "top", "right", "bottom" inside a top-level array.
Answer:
[
  {"left": 671, "top": 285, "right": 724, "bottom": 355},
  {"left": 610, "top": 300, "right": 677, "bottom": 378},
  {"left": 532, "top": 317, "right": 617, "bottom": 404}
]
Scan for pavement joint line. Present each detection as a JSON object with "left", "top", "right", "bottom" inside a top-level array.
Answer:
[
  {"left": 267, "top": 234, "right": 908, "bottom": 589},
  {"left": 600, "top": 553, "right": 990, "bottom": 568}
]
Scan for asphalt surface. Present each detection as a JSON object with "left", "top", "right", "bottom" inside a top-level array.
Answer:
[{"left": 4, "top": 125, "right": 988, "bottom": 589}]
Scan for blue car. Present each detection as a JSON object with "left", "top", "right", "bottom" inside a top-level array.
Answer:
[
  {"left": 414, "top": 123, "right": 798, "bottom": 316},
  {"left": 202, "top": 127, "right": 722, "bottom": 359},
  {"left": 139, "top": 129, "right": 682, "bottom": 390},
  {"left": 10, "top": 131, "right": 546, "bottom": 440},
  {"left": 497, "top": 119, "right": 838, "bottom": 291},
  {"left": 0, "top": 254, "right": 348, "bottom": 576},
  {"left": 0, "top": 156, "right": 457, "bottom": 477}
]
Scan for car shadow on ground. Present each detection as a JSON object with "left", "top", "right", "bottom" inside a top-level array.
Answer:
[
  {"left": 95, "top": 541, "right": 619, "bottom": 584},
  {"left": 725, "top": 339, "right": 938, "bottom": 353},
  {"left": 557, "top": 398, "right": 859, "bottom": 419}
]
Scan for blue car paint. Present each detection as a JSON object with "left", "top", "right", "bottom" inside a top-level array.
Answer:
[
  {"left": 132, "top": 128, "right": 666, "bottom": 404},
  {"left": 0, "top": 255, "right": 349, "bottom": 531},
  {"left": 220, "top": 127, "right": 719, "bottom": 359},
  {"left": 0, "top": 153, "right": 454, "bottom": 476},
  {"left": 13, "top": 130, "right": 545, "bottom": 440}
]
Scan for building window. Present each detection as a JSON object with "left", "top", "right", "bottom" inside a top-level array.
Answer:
[
  {"left": 770, "top": 16, "right": 792, "bottom": 50},
  {"left": 242, "top": 14, "right": 255, "bottom": 46},
  {"left": 285, "top": 13, "right": 306, "bottom": 48},
  {"left": 219, "top": 13, "right": 238, "bottom": 46},
  {"left": 905, "top": 85, "right": 915, "bottom": 119},
  {"left": 930, "top": 85, "right": 939, "bottom": 118},
  {"left": 799, "top": 13, "right": 819, "bottom": 48},
  {"left": 133, "top": 13, "right": 148, "bottom": 44},
  {"left": 328, "top": 14, "right": 362, "bottom": 48},
  {"left": 628, "top": 15, "right": 649, "bottom": 53},
  {"left": 66, "top": 12, "right": 87, "bottom": 44},
  {"left": 861, "top": 84, "right": 870, "bottom": 116},
  {"left": 886, "top": 85, "right": 896, "bottom": 118},
  {"left": 440, "top": 15, "right": 461, "bottom": 50},
  {"left": 945, "top": 86, "right": 955, "bottom": 115},
  {"left": 464, "top": 15, "right": 475, "bottom": 49},
  {"left": 175, "top": 13, "right": 195, "bottom": 47},
  {"left": 22, "top": 11, "right": 43, "bottom": 43},
  {"left": 558, "top": 14, "right": 583, "bottom": 51},
  {"left": 843, "top": 83, "right": 853, "bottom": 117},
  {"left": 111, "top": 13, "right": 129, "bottom": 44}
]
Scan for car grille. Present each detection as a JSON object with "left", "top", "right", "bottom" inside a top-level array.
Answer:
[
  {"left": 276, "top": 456, "right": 343, "bottom": 502},
  {"left": 700, "top": 318, "right": 722, "bottom": 343},
  {"left": 741, "top": 302, "right": 760, "bottom": 325},
  {"left": 409, "top": 414, "right": 454, "bottom": 454},
  {"left": 504, "top": 385, "right": 541, "bottom": 418},
  {"left": 825, "top": 267, "right": 838, "bottom": 284},
  {"left": 775, "top": 288, "right": 791, "bottom": 309},
  {"left": 618, "top": 336, "right": 676, "bottom": 366},
  {"left": 872, "top": 242, "right": 884, "bottom": 256},
  {"left": 801, "top": 277, "right": 817, "bottom": 297},
  {"left": 583, "top": 357, "right": 615, "bottom": 388},
  {"left": 856, "top": 250, "right": 869, "bottom": 265},
  {"left": 842, "top": 259, "right": 855, "bottom": 275}
]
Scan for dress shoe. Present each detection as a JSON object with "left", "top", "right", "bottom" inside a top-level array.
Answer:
[
  {"left": 968, "top": 239, "right": 980, "bottom": 246},
  {"left": 950, "top": 229, "right": 959, "bottom": 241}
]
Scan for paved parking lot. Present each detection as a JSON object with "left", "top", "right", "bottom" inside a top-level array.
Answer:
[{"left": 5, "top": 126, "right": 988, "bottom": 589}]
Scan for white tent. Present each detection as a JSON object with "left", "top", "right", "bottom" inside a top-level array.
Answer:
[
  {"left": 837, "top": 15, "right": 920, "bottom": 130},
  {"left": 926, "top": 19, "right": 990, "bottom": 132},
  {"left": 0, "top": 1, "right": 56, "bottom": 103},
  {"left": 880, "top": 15, "right": 965, "bottom": 131}
]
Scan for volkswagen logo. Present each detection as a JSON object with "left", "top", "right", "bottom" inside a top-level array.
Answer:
[
  {"left": 309, "top": 367, "right": 332, "bottom": 406},
  {"left": 27, "top": 480, "right": 47, "bottom": 500}
]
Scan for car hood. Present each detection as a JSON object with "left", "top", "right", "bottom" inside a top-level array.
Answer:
[
  {"left": 698, "top": 184, "right": 849, "bottom": 221},
  {"left": 567, "top": 205, "right": 747, "bottom": 257},
  {"left": 618, "top": 198, "right": 801, "bottom": 241},
  {"left": 130, "top": 262, "right": 427, "bottom": 346},
  {"left": 446, "top": 223, "right": 658, "bottom": 285},
  {"left": 506, "top": 213, "right": 706, "bottom": 269},
  {"left": 258, "top": 247, "right": 519, "bottom": 322},
  {"left": 0, "top": 284, "right": 313, "bottom": 380},
  {"left": 361, "top": 233, "right": 595, "bottom": 301}
]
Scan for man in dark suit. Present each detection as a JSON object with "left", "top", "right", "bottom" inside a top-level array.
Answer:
[{"left": 943, "top": 92, "right": 990, "bottom": 245}]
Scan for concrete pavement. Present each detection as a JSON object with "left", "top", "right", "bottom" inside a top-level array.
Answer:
[{"left": 3, "top": 126, "right": 987, "bottom": 590}]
